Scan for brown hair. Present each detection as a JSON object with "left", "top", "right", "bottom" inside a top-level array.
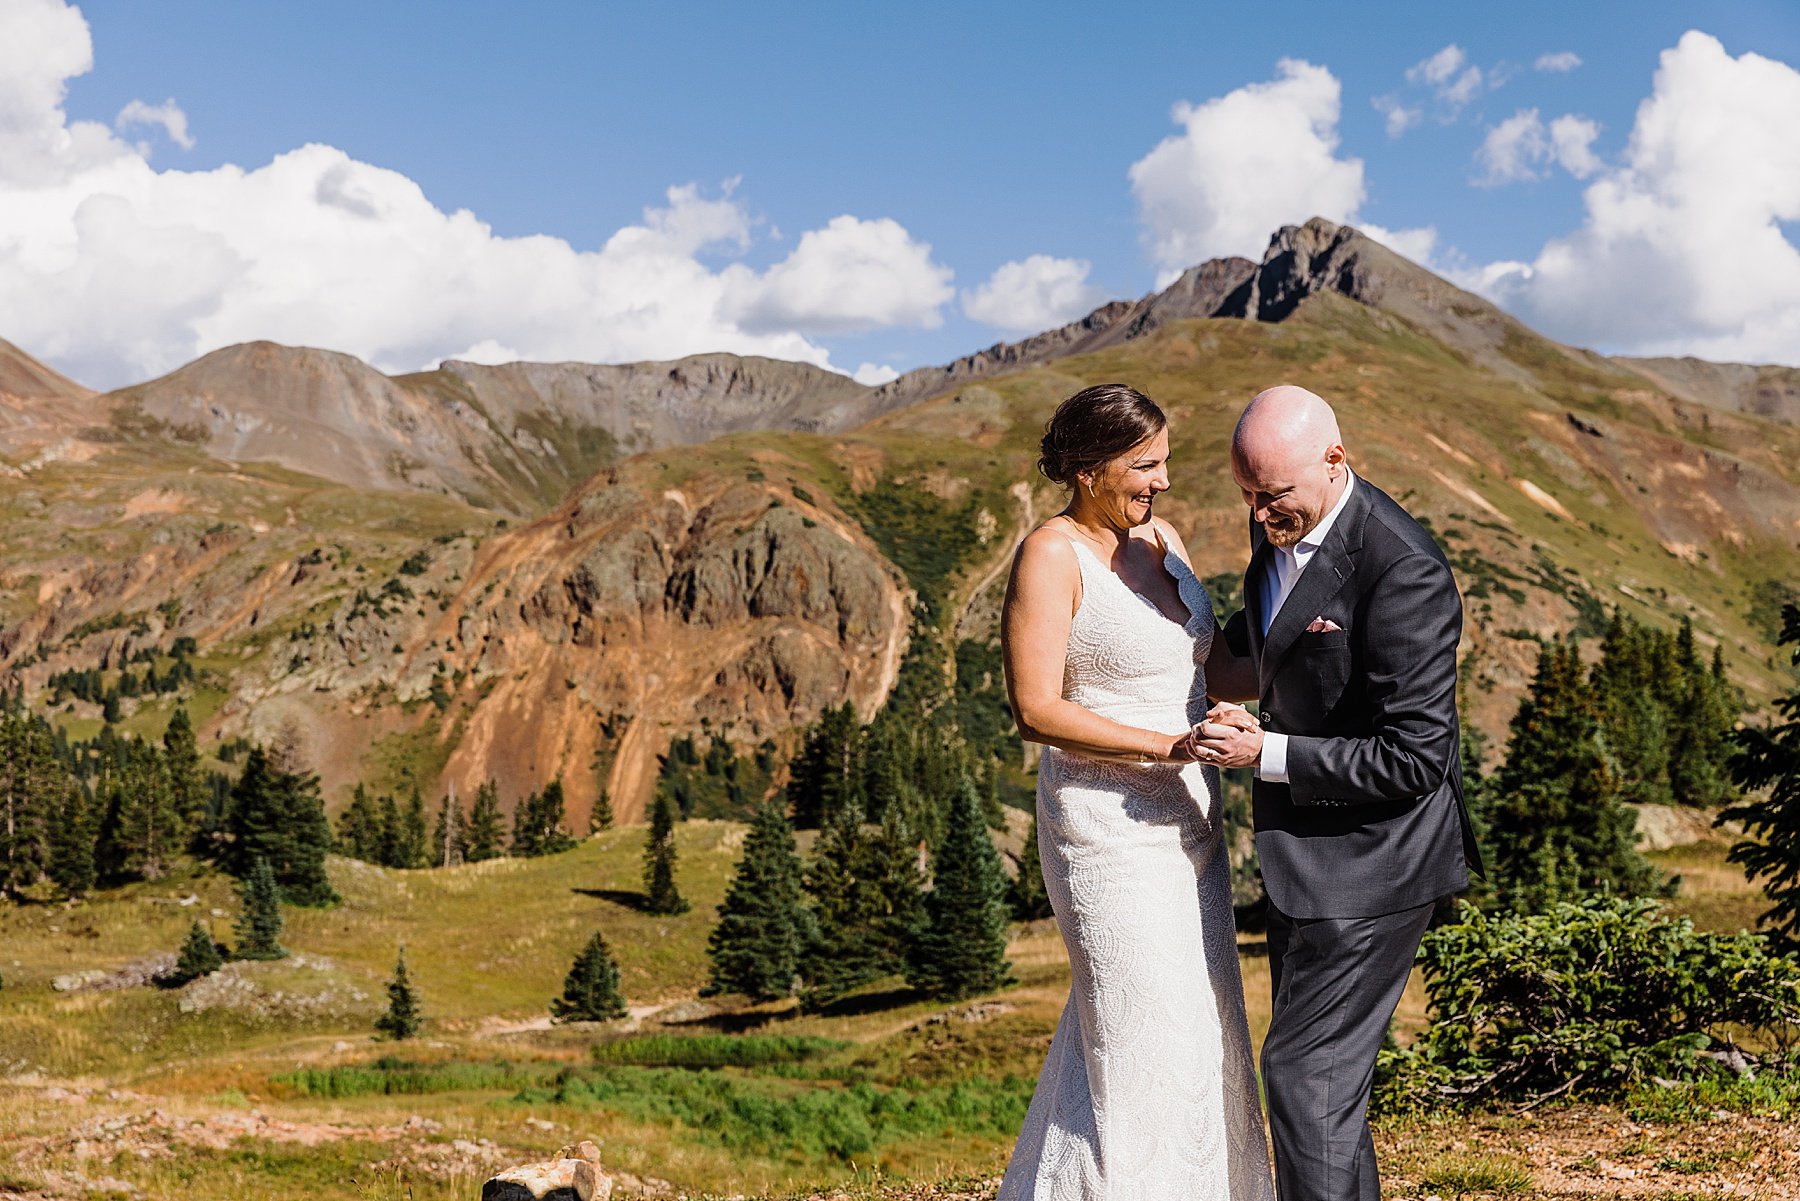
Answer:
[{"left": 1037, "top": 383, "right": 1167, "bottom": 487}]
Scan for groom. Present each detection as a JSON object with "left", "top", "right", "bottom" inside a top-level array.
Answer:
[{"left": 1196, "top": 385, "right": 1481, "bottom": 1201}]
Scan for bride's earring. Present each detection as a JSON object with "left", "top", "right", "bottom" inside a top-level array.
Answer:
[{"left": 1085, "top": 479, "right": 1096, "bottom": 498}]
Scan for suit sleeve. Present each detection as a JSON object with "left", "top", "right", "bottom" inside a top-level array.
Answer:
[{"left": 1282, "top": 549, "right": 1461, "bottom": 806}]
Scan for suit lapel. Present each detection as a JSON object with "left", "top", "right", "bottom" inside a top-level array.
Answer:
[{"left": 1259, "top": 484, "right": 1371, "bottom": 691}]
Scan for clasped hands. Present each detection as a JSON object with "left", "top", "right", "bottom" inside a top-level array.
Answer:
[{"left": 1171, "top": 701, "right": 1262, "bottom": 768}]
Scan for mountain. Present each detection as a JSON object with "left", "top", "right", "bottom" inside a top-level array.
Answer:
[
  {"left": 1612, "top": 356, "right": 1800, "bottom": 424},
  {"left": 0, "top": 336, "right": 104, "bottom": 460},
  {"left": 4, "top": 217, "right": 1799, "bottom": 828}
]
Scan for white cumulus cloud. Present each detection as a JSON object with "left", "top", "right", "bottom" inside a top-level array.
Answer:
[
  {"left": 1476, "top": 108, "right": 1605, "bottom": 184},
  {"left": 116, "top": 97, "right": 193, "bottom": 150},
  {"left": 1373, "top": 94, "right": 1422, "bottom": 138},
  {"left": 1535, "top": 51, "right": 1584, "bottom": 73},
  {"left": 1479, "top": 31, "right": 1800, "bottom": 364},
  {"left": 962, "top": 255, "right": 1105, "bottom": 332},
  {"left": 852, "top": 362, "right": 899, "bottom": 386},
  {"left": 1129, "top": 59, "right": 1368, "bottom": 278},
  {"left": 0, "top": 0, "right": 954, "bottom": 389},
  {"left": 727, "top": 215, "right": 953, "bottom": 335},
  {"left": 1407, "top": 45, "right": 1485, "bottom": 110}
]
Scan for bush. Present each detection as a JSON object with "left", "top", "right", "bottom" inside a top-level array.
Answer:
[{"left": 1375, "top": 897, "right": 1800, "bottom": 1115}]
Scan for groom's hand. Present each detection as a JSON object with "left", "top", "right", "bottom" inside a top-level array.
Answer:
[{"left": 1193, "top": 706, "right": 1263, "bottom": 768}]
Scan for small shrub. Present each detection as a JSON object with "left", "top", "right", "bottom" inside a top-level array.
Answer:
[{"left": 1375, "top": 897, "right": 1800, "bottom": 1114}]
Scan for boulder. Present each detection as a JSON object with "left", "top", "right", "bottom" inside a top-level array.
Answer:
[{"left": 481, "top": 1141, "right": 612, "bottom": 1201}]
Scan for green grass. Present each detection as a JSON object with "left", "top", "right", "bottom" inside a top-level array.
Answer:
[
  {"left": 590, "top": 1033, "right": 849, "bottom": 1069},
  {"left": 1415, "top": 1152, "right": 1534, "bottom": 1197}
]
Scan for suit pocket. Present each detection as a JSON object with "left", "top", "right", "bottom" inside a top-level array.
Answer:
[{"left": 1300, "top": 637, "right": 1352, "bottom": 711}]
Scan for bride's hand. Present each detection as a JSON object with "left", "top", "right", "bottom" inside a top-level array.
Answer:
[{"left": 1204, "top": 701, "right": 1260, "bottom": 733}]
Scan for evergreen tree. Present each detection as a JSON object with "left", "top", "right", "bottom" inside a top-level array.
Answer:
[
  {"left": 223, "top": 747, "right": 289, "bottom": 877},
  {"left": 465, "top": 779, "right": 504, "bottom": 862},
  {"left": 274, "top": 759, "right": 339, "bottom": 905},
  {"left": 1723, "top": 602, "right": 1800, "bottom": 953},
  {"left": 1590, "top": 611, "right": 1673, "bottom": 807},
  {"left": 432, "top": 785, "right": 466, "bottom": 867},
  {"left": 549, "top": 929, "right": 628, "bottom": 1022},
  {"left": 1671, "top": 645, "right": 1740, "bottom": 808},
  {"left": 90, "top": 771, "right": 130, "bottom": 884},
  {"left": 906, "top": 776, "right": 1014, "bottom": 1000},
  {"left": 787, "top": 703, "right": 864, "bottom": 828},
  {"left": 589, "top": 788, "right": 614, "bottom": 833},
  {"left": 46, "top": 779, "right": 96, "bottom": 899},
  {"left": 234, "top": 857, "right": 288, "bottom": 960},
  {"left": 1008, "top": 814, "right": 1053, "bottom": 921},
  {"left": 374, "top": 946, "right": 422, "bottom": 1039},
  {"left": 114, "top": 745, "right": 179, "bottom": 879},
  {"left": 400, "top": 783, "right": 430, "bottom": 868},
  {"left": 704, "top": 802, "right": 813, "bottom": 1000},
  {"left": 377, "top": 791, "right": 404, "bottom": 867},
  {"left": 800, "top": 807, "right": 923, "bottom": 1009},
  {"left": 642, "top": 790, "right": 689, "bottom": 914},
  {"left": 172, "top": 919, "right": 224, "bottom": 983},
  {"left": 533, "top": 778, "right": 576, "bottom": 854},
  {"left": 1484, "top": 641, "right": 1666, "bottom": 912},
  {"left": 161, "top": 707, "right": 207, "bottom": 851},
  {"left": 510, "top": 788, "right": 539, "bottom": 857},
  {"left": 0, "top": 710, "right": 56, "bottom": 899},
  {"left": 337, "top": 783, "right": 383, "bottom": 861}
]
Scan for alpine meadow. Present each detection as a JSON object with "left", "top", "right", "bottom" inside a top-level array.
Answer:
[{"left": 5, "top": 196, "right": 1800, "bottom": 1200}]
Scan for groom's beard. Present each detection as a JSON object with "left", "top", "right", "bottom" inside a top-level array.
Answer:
[{"left": 1262, "top": 515, "right": 1308, "bottom": 547}]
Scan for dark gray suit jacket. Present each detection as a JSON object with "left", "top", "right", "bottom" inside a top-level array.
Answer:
[{"left": 1224, "top": 478, "right": 1482, "bottom": 919}]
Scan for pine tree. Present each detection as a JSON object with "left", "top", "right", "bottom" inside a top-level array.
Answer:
[
  {"left": 589, "top": 788, "right": 613, "bottom": 833},
  {"left": 161, "top": 707, "right": 207, "bottom": 852},
  {"left": 906, "top": 775, "right": 1014, "bottom": 1000},
  {"left": 1485, "top": 641, "right": 1666, "bottom": 912},
  {"left": 432, "top": 784, "right": 466, "bottom": 867},
  {"left": 338, "top": 783, "right": 383, "bottom": 861},
  {"left": 799, "top": 807, "right": 923, "bottom": 1009},
  {"left": 787, "top": 703, "right": 864, "bottom": 828},
  {"left": 374, "top": 946, "right": 422, "bottom": 1039},
  {"left": 46, "top": 779, "right": 96, "bottom": 900},
  {"left": 1723, "top": 602, "right": 1800, "bottom": 953},
  {"left": 274, "top": 759, "right": 339, "bottom": 906},
  {"left": 377, "top": 791, "right": 404, "bottom": 867},
  {"left": 1590, "top": 611, "right": 1673, "bottom": 807},
  {"left": 1671, "top": 645, "right": 1740, "bottom": 808},
  {"left": 223, "top": 747, "right": 291, "bottom": 878},
  {"left": 549, "top": 930, "right": 628, "bottom": 1022},
  {"left": 172, "top": 919, "right": 224, "bottom": 983},
  {"left": 400, "top": 783, "right": 429, "bottom": 868},
  {"left": 234, "top": 857, "right": 288, "bottom": 960},
  {"left": 642, "top": 790, "right": 689, "bottom": 914},
  {"left": 534, "top": 778, "right": 576, "bottom": 854},
  {"left": 465, "top": 779, "right": 504, "bottom": 862},
  {"left": 115, "top": 744, "right": 179, "bottom": 879},
  {"left": 510, "top": 787, "right": 540, "bottom": 857},
  {"left": 704, "top": 802, "right": 813, "bottom": 1001},
  {"left": 1008, "top": 813, "right": 1053, "bottom": 921},
  {"left": 0, "top": 710, "right": 55, "bottom": 899}
]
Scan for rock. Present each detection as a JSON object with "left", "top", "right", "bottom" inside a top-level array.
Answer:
[
  {"left": 482, "top": 1145, "right": 612, "bottom": 1201},
  {"left": 51, "top": 969, "right": 108, "bottom": 992}
]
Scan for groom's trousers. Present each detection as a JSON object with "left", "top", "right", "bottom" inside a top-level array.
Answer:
[{"left": 1261, "top": 896, "right": 1439, "bottom": 1201}]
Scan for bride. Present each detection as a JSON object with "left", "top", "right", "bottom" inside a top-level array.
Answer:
[{"left": 998, "top": 383, "right": 1274, "bottom": 1200}]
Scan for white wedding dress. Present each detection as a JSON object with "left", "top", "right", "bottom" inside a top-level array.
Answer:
[{"left": 999, "top": 537, "right": 1274, "bottom": 1201}]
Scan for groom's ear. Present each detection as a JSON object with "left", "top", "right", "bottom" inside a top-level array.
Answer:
[{"left": 1222, "top": 609, "right": 1250, "bottom": 657}]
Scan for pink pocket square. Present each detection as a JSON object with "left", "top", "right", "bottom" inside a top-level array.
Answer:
[{"left": 1306, "top": 617, "right": 1342, "bottom": 633}]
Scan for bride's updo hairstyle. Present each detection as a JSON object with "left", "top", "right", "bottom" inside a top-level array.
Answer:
[{"left": 1037, "top": 383, "right": 1167, "bottom": 488}]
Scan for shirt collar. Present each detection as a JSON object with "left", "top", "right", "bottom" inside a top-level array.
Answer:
[{"left": 1292, "top": 467, "right": 1356, "bottom": 556}]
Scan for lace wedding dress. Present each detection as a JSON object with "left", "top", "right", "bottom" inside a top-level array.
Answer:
[{"left": 999, "top": 537, "right": 1274, "bottom": 1201}]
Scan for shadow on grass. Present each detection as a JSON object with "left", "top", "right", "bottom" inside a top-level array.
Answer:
[{"left": 572, "top": 887, "right": 656, "bottom": 912}]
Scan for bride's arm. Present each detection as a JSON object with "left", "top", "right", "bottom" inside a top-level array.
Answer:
[
  {"left": 1153, "top": 518, "right": 1257, "bottom": 703},
  {"left": 1002, "top": 528, "right": 1194, "bottom": 763}
]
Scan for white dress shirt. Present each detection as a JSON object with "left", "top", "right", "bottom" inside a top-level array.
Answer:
[{"left": 1258, "top": 469, "right": 1356, "bottom": 783}]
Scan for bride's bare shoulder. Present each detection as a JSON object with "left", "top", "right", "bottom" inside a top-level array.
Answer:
[
  {"left": 1147, "top": 516, "right": 1194, "bottom": 563},
  {"left": 1012, "top": 521, "right": 1083, "bottom": 582}
]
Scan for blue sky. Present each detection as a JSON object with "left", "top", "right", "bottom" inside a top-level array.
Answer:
[{"left": 7, "top": 0, "right": 1799, "bottom": 386}]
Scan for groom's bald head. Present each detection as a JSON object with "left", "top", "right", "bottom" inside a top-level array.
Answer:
[
  {"left": 1233, "top": 385, "right": 1343, "bottom": 475},
  {"left": 1231, "top": 385, "right": 1349, "bottom": 548}
]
